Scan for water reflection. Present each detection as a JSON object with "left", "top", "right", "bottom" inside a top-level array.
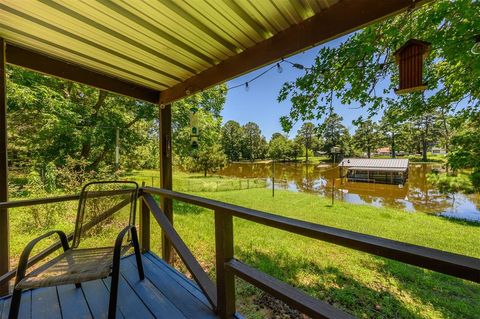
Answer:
[{"left": 219, "top": 162, "right": 480, "bottom": 222}]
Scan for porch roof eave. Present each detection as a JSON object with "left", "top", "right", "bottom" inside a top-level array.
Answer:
[{"left": 0, "top": 0, "right": 432, "bottom": 104}]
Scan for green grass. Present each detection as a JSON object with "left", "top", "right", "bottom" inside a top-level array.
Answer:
[
  {"left": 126, "top": 169, "right": 267, "bottom": 192},
  {"left": 7, "top": 171, "right": 479, "bottom": 318}
]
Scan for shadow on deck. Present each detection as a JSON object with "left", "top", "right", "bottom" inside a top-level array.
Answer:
[{"left": 0, "top": 252, "right": 218, "bottom": 319}]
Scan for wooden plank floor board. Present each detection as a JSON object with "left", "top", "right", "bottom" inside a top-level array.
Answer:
[
  {"left": 140, "top": 256, "right": 217, "bottom": 319},
  {"left": 57, "top": 285, "right": 92, "bottom": 319},
  {"left": 0, "top": 289, "right": 31, "bottom": 319},
  {"left": 1, "top": 296, "right": 11, "bottom": 319},
  {"left": 121, "top": 258, "right": 187, "bottom": 319},
  {"left": 102, "top": 277, "right": 154, "bottom": 319},
  {"left": 144, "top": 253, "right": 211, "bottom": 307},
  {"left": 81, "top": 280, "right": 124, "bottom": 319},
  {"left": 0, "top": 253, "right": 219, "bottom": 319},
  {"left": 0, "top": 297, "right": 5, "bottom": 319},
  {"left": 0, "top": 299, "right": 10, "bottom": 319},
  {"left": 18, "top": 290, "right": 31, "bottom": 319},
  {"left": 31, "top": 287, "right": 61, "bottom": 319}
]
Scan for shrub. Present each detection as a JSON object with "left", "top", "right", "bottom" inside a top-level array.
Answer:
[
  {"left": 427, "top": 173, "right": 474, "bottom": 201},
  {"left": 470, "top": 170, "right": 480, "bottom": 190}
]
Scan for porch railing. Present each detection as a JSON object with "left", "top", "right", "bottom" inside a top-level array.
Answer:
[
  {"left": 0, "top": 186, "right": 479, "bottom": 319},
  {"left": 141, "top": 186, "right": 480, "bottom": 319}
]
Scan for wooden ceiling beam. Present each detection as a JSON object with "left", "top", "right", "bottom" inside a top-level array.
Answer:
[
  {"left": 6, "top": 44, "right": 160, "bottom": 104},
  {"left": 159, "top": 0, "right": 432, "bottom": 105}
]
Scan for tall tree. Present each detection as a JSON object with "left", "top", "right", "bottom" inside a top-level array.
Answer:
[
  {"left": 268, "top": 133, "right": 289, "bottom": 161},
  {"left": 296, "top": 122, "right": 319, "bottom": 162},
  {"left": 352, "top": 117, "right": 381, "bottom": 158},
  {"left": 290, "top": 136, "right": 304, "bottom": 161},
  {"left": 192, "top": 143, "right": 227, "bottom": 177},
  {"left": 171, "top": 84, "right": 227, "bottom": 167},
  {"left": 318, "top": 112, "right": 351, "bottom": 159},
  {"left": 221, "top": 120, "right": 243, "bottom": 162},
  {"left": 378, "top": 106, "right": 405, "bottom": 158},
  {"left": 241, "top": 122, "right": 265, "bottom": 162}
]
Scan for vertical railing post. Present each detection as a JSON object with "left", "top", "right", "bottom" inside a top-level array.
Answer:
[
  {"left": 215, "top": 209, "right": 235, "bottom": 318},
  {"left": 139, "top": 183, "right": 150, "bottom": 253},
  {"left": 159, "top": 104, "right": 173, "bottom": 264},
  {"left": 0, "top": 37, "right": 9, "bottom": 296}
]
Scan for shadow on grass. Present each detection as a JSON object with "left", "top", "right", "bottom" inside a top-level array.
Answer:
[
  {"left": 378, "top": 258, "right": 480, "bottom": 319},
  {"left": 172, "top": 200, "right": 207, "bottom": 215},
  {"left": 235, "top": 248, "right": 425, "bottom": 319},
  {"left": 437, "top": 215, "right": 480, "bottom": 227}
]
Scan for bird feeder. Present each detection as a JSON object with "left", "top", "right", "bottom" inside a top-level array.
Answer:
[
  {"left": 394, "top": 39, "right": 431, "bottom": 95},
  {"left": 189, "top": 106, "right": 199, "bottom": 149}
]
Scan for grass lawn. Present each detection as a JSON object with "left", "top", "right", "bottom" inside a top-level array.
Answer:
[
  {"left": 7, "top": 171, "right": 479, "bottom": 318},
  {"left": 127, "top": 169, "right": 267, "bottom": 192}
]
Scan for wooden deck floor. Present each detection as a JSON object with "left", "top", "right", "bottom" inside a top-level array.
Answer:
[{"left": 0, "top": 252, "right": 219, "bottom": 319}]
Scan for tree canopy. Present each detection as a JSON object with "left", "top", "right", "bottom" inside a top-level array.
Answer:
[
  {"left": 7, "top": 65, "right": 157, "bottom": 172},
  {"left": 278, "top": 0, "right": 479, "bottom": 132}
]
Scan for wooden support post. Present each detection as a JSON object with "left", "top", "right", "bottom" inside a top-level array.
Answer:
[
  {"left": 215, "top": 209, "right": 235, "bottom": 318},
  {"left": 139, "top": 183, "right": 150, "bottom": 253},
  {"left": 159, "top": 104, "right": 173, "bottom": 264},
  {"left": 0, "top": 37, "right": 8, "bottom": 296}
]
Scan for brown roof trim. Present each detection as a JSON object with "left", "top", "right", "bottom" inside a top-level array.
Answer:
[{"left": 6, "top": 44, "right": 160, "bottom": 104}]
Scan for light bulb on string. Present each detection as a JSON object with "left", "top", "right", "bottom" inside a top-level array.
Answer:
[
  {"left": 292, "top": 63, "right": 304, "bottom": 70},
  {"left": 245, "top": 82, "right": 249, "bottom": 92},
  {"left": 276, "top": 63, "right": 283, "bottom": 73},
  {"left": 471, "top": 35, "right": 480, "bottom": 55}
]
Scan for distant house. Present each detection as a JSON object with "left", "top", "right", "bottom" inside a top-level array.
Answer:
[
  {"left": 376, "top": 147, "right": 391, "bottom": 156},
  {"left": 431, "top": 147, "right": 447, "bottom": 155},
  {"left": 339, "top": 158, "right": 409, "bottom": 185}
]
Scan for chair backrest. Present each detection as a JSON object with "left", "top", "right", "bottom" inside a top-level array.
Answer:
[{"left": 72, "top": 181, "right": 139, "bottom": 249}]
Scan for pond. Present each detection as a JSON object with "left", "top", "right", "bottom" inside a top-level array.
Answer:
[{"left": 219, "top": 162, "right": 480, "bottom": 222}]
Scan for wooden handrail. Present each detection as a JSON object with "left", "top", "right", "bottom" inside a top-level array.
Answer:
[
  {"left": 142, "top": 193, "right": 217, "bottom": 309},
  {"left": 0, "top": 194, "right": 79, "bottom": 209},
  {"left": 0, "top": 189, "right": 135, "bottom": 210},
  {"left": 143, "top": 187, "right": 480, "bottom": 283}
]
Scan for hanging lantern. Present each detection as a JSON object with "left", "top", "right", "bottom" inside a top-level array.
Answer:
[
  {"left": 189, "top": 106, "right": 199, "bottom": 149},
  {"left": 394, "top": 39, "right": 431, "bottom": 95}
]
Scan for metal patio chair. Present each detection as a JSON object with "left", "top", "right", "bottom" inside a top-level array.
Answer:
[{"left": 9, "top": 181, "right": 144, "bottom": 319}]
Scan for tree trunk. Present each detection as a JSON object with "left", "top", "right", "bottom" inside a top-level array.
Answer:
[
  {"left": 367, "top": 147, "right": 371, "bottom": 158},
  {"left": 204, "top": 169, "right": 207, "bottom": 177},
  {"left": 422, "top": 136, "right": 428, "bottom": 162},
  {"left": 305, "top": 146, "right": 309, "bottom": 163},
  {"left": 391, "top": 133, "right": 396, "bottom": 158}
]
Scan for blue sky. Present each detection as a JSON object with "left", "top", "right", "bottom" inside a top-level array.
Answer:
[{"left": 222, "top": 33, "right": 386, "bottom": 140}]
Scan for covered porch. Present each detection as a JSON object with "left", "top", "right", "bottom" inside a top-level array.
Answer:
[{"left": 0, "top": 1, "right": 479, "bottom": 318}]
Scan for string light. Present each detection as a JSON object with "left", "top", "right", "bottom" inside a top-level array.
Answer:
[
  {"left": 292, "top": 63, "right": 305, "bottom": 70},
  {"left": 276, "top": 63, "right": 283, "bottom": 73},
  {"left": 223, "top": 35, "right": 475, "bottom": 94}
]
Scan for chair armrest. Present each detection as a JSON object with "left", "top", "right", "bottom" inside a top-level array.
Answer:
[
  {"left": 114, "top": 225, "right": 136, "bottom": 254},
  {"left": 15, "top": 230, "right": 69, "bottom": 285},
  {"left": 112, "top": 225, "right": 138, "bottom": 268}
]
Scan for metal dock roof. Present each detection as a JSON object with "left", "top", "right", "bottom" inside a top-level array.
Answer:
[{"left": 340, "top": 158, "right": 409, "bottom": 171}]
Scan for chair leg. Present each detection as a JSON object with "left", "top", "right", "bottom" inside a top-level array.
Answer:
[
  {"left": 108, "top": 257, "right": 121, "bottom": 319},
  {"left": 131, "top": 228, "right": 145, "bottom": 280},
  {"left": 8, "top": 288, "right": 22, "bottom": 319}
]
